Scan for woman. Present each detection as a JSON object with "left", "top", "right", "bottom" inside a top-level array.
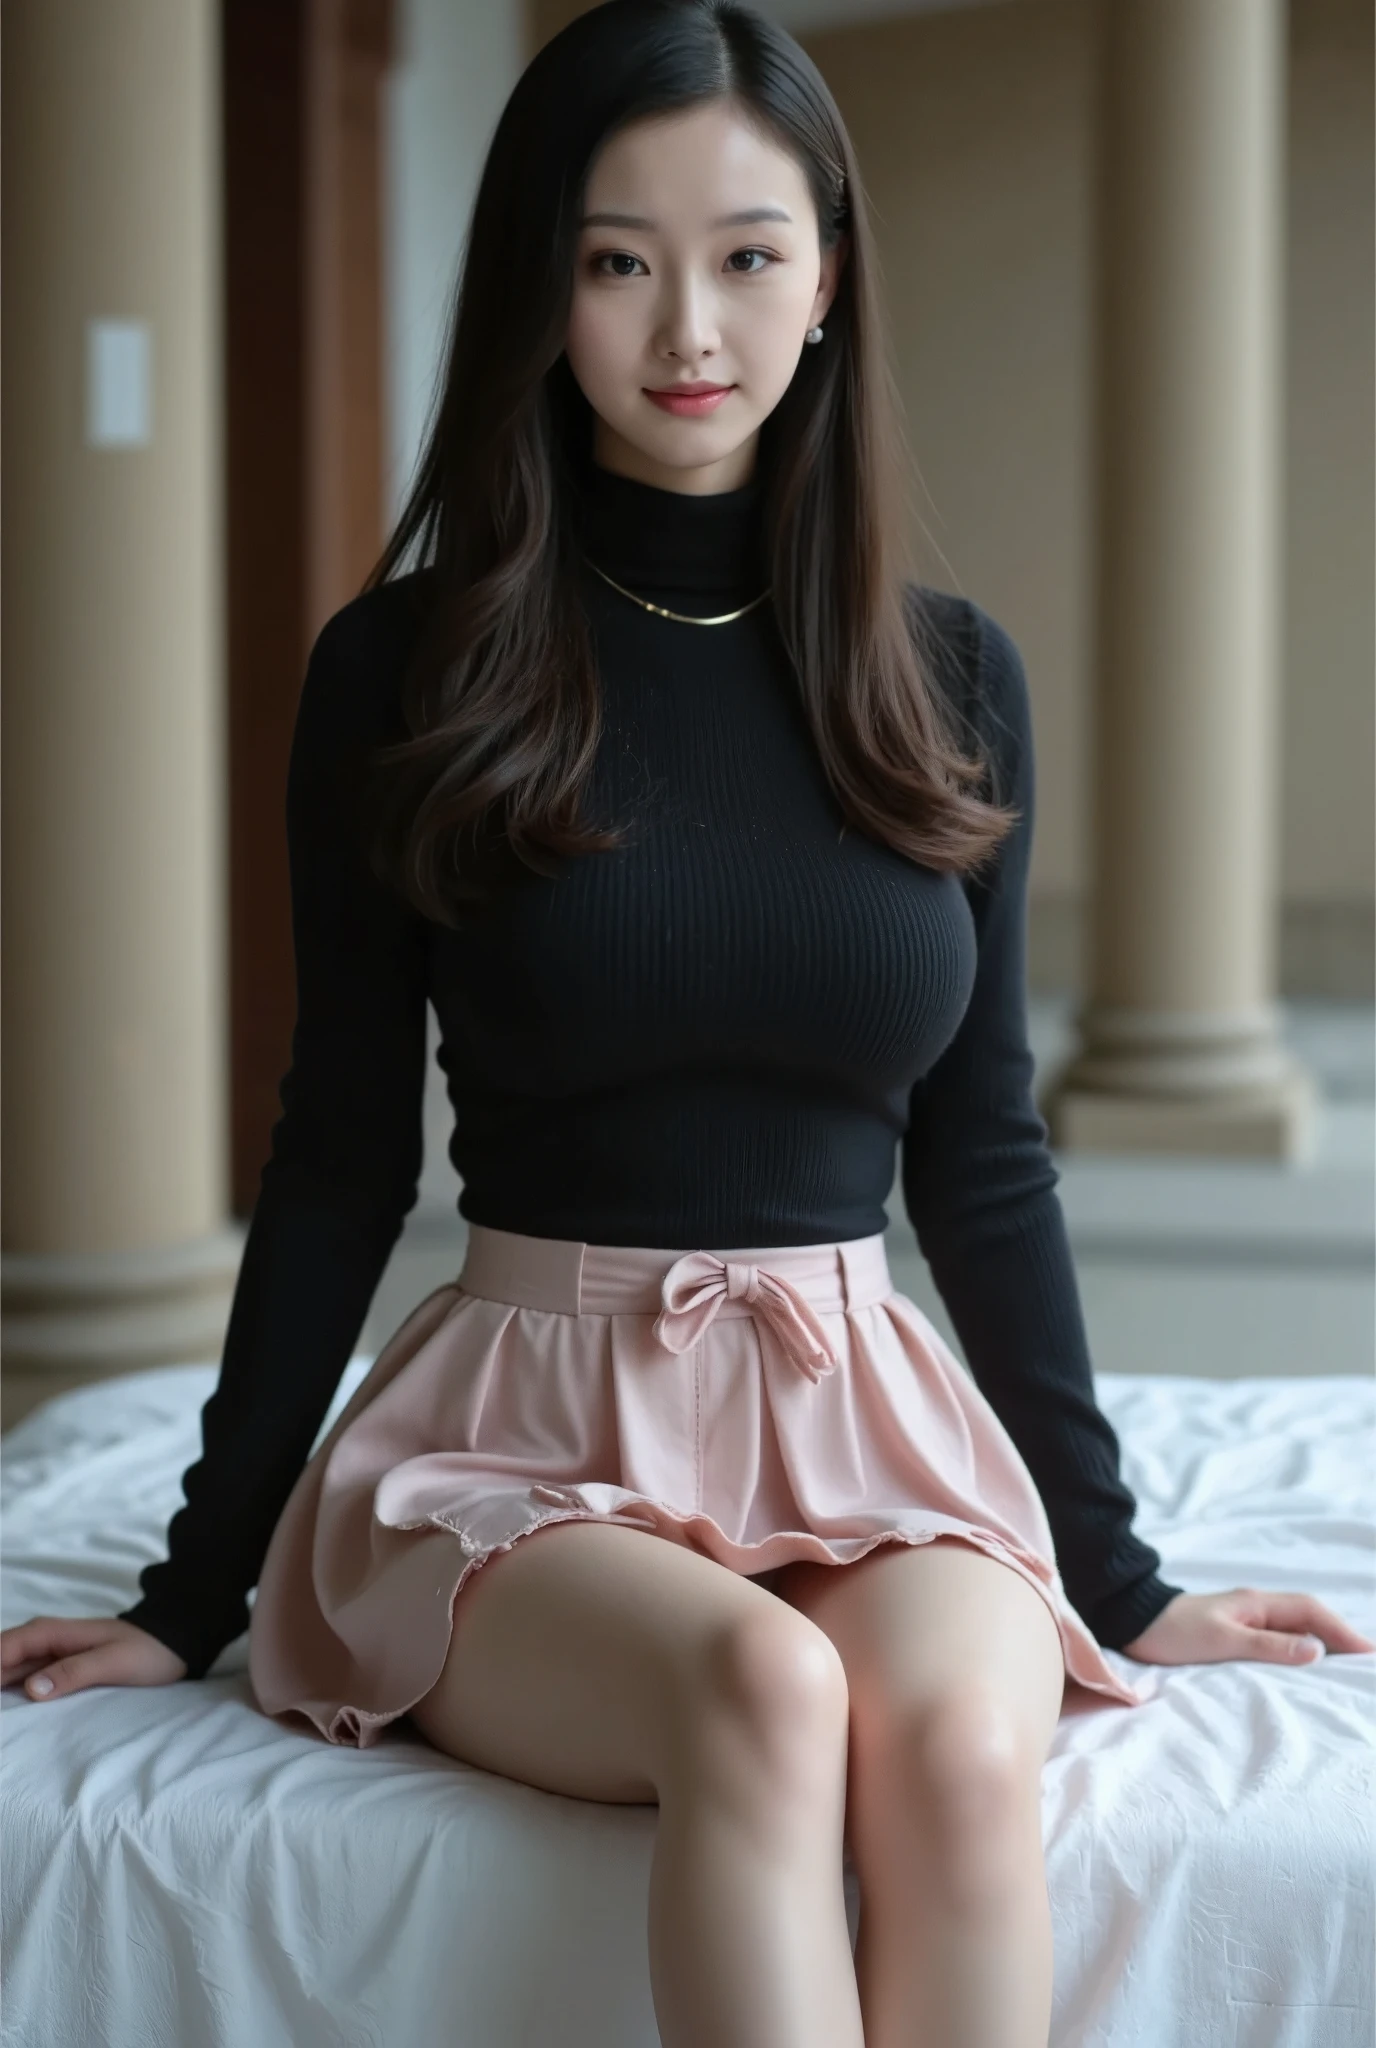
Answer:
[{"left": 5, "top": 5, "right": 1370, "bottom": 2043}]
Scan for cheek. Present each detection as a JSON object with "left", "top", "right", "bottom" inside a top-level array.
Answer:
[
  {"left": 734, "top": 298, "right": 808, "bottom": 387},
  {"left": 566, "top": 292, "right": 637, "bottom": 390}
]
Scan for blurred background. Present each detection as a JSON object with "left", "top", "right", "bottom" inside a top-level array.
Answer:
[{"left": 2, "top": 0, "right": 1371, "bottom": 1431}]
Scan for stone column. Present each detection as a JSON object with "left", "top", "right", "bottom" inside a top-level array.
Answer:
[
  {"left": 2, "top": 0, "right": 243, "bottom": 1424},
  {"left": 1044, "top": 0, "right": 1318, "bottom": 1161}
]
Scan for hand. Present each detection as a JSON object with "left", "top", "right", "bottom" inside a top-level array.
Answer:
[
  {"left": 1121, "top": 1588, "right": 1376, "bottom": 1667},
  {"left": 0, "top": 1615, "right": 189, "bottom": 1700}
]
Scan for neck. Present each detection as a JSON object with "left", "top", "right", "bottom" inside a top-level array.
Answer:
[
  {"left": 590, "top": 422, "right": 759, "bottom": 497},
  {"left": 571, "top": 447, "right": 768, "bottom": 601}
]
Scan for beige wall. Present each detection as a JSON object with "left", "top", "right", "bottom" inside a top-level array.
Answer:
[
  {"left": 3, "top": 0, "right": 229, "bottom": 1253},
  {"left": 804, "top": 0, "right": 1373, "bottom": 987}
]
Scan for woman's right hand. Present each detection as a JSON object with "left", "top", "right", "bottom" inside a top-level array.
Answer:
[{"left": 0, "top": 1615, "right": 189, "bottom": 1699}]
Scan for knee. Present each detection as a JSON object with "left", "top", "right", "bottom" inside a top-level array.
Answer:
[
  {"left": 857, "top": 1688, "right": 1043, "bottom": 1909},
  {"left": 687, "top": 1607, "right": 850, "bottom": 1798}
]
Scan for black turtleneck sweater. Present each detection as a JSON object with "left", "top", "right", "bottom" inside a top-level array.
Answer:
[{"left": 118, "top": 458, "right": 1182, "bottom": 1679}]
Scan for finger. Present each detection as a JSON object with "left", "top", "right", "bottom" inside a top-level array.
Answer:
[
  {"left": 1, "top": 1619, "right": 89, "bottom": 1674},
  {"left": 1248, "top": 1594, "right": 1376, "bottom": 1653},
  {"left": 22, "top": 1647, "right": 121, "bottom": 1701},
  {"left": 3, "top": 1656, "right": 58, "bottom": 1688},
  {"left": 0, "top": 1620, "right": 49, "bottom": 1671},
  {"left": 1233, "top": 1625, "right": 1326, "bottom": 1665},
  {"left": 1294, "top": 1602, "right": 1376, "bottom": 1652}
]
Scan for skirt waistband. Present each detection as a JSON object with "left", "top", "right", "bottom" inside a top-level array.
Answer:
[{"left": 457, "top": 1224, "right": 893, "bottom": 1319}]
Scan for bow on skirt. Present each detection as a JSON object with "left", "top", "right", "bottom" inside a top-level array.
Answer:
[{"left": 652, "top": 1252, "right": 841, "bottom": 1385}]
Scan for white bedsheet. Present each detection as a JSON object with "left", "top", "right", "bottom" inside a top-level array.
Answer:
[{"left": 2, "top": 1364, "right": 1373, "bottom": 2048}]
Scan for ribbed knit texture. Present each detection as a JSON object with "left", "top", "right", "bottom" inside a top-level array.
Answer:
[{"left": 118, "top": 456, "right": 1182, "bottom": 1678}]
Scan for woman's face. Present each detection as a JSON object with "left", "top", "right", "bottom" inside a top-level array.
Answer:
[{"left": 565, "top": 99, "right": 845, "bottom": 495}]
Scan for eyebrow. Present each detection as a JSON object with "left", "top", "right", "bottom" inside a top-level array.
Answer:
[{"left": 577, "top": 206, "right": 794, "bottom": 230}]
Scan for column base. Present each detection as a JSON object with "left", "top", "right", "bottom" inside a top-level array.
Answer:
[
  {"left": 0, "top": 1223, "right": 246, "bottom": 1429},
  {"left": 1043, "top": 1062, "right": 1320, "bottom": 1161}
]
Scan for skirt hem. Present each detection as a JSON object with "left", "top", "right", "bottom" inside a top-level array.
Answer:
[{"left": 275, "top": 1493, "right": 1145, "bottom": 1751}]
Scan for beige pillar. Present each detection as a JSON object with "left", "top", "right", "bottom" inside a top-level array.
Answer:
[
  {"left": 2, "top": 0, "right": 243, "bottom": 1424},
  {"left": 1044, "top": 0, "right": 1318, "bottom": 1161}
]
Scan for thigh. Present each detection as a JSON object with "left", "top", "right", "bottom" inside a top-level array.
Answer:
[
  {"left": 768, "top": 1536, "right": 1067, "bottom": 1765},
  {"left": 407, "top": 1518, "right": 840, "bottom": 1805}
]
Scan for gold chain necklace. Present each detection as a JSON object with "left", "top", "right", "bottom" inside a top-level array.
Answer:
[{"left": 582, "top": 556, "right": 772, "bottom": 625}]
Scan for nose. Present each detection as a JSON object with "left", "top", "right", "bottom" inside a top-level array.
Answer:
[{"left": 654, "top": 265, "right": 722, "bottom": 363}]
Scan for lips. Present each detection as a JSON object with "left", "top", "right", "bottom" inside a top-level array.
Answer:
[{"left": 644, "top": 385, "right": 735, "bottom": 416}]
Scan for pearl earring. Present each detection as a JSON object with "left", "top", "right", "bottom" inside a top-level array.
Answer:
[{"left": 805, "top": 325, "right": 824, "bottom": 344}]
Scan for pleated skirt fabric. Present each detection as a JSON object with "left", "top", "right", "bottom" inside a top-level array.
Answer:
[{"left": 247, "top": 1224, "right": 1147, "bottom": 1746}]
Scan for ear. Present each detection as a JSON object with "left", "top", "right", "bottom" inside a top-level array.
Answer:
[{"left": 811, "top": 231, "right": 849, "bottom": 326}]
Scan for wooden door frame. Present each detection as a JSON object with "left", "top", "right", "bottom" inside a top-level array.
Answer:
[{"left": 223, "top": 0, "right": 395, "bottom": 1215}]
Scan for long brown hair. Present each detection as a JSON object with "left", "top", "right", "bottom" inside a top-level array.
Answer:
[{"left": 361, "top": 0, "right": 1018, "bottom": 925}]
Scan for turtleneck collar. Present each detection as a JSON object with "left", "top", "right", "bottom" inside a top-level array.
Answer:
[{"left": 570, "top": 447, "right": 768, "bottom": 604}]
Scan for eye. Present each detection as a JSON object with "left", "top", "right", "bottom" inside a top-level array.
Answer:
[
  {"left": 588, "top": 247, "right": 780, "bottom": 279},
  {"left": 592, "top": 251, "right": 646, "bottom": 278}
]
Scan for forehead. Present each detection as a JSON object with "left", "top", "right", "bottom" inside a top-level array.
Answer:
[{"left": 580, "top": 102, "right": 810, "bottom": 226}]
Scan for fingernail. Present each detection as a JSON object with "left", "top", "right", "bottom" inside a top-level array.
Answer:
[{"left": 28, "top": 1675, "right": 53, "bottom": 1697}]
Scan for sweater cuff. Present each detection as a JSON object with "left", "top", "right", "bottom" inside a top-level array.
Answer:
[
  {"left": 116, "top": 1594, "right": 249, "bottom": 1684},
  {"left": 1087, "top": 1572, "right": 1186, "bottom": 1652}
]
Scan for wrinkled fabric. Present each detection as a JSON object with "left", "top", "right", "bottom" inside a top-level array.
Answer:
[
  {"left": 247, "top": 1226, "right": 1147, "bottom": 1746},
  {"left": 4, "top": 1362, "right": 1374, "bottom": 2048}
]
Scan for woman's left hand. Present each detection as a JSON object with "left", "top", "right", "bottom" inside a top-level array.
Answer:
[{"left": 1121, "top": 1588, "right": 1376, "bottom": 1667}]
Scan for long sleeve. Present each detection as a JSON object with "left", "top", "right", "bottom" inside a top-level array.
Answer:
[
  {"left": 117, "top": 585, "right": 433, "bottom": 1680},
  {"left": 901, "top": 600, "right": 1184, "bottom": 1651}
]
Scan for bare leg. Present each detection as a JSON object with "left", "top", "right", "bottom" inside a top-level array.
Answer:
[
  {"left": 771, "top": 1537, "right": 1068, "bottom": 2048},
  {"left": 849, "top": 1695, "right": 1056, "bottom": 2048},
  {"left": 408, "top": 1518, "right": 864, "bottom": 2048}
]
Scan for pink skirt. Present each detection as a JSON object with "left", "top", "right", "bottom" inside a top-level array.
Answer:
[{"left": 247, "top": 1225, "right": 1147, "bottom": 1746}]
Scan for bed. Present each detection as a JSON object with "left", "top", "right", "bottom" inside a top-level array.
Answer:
[{"left": 2, "top": 1361, "right": 1372, "bottom": 2048}]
